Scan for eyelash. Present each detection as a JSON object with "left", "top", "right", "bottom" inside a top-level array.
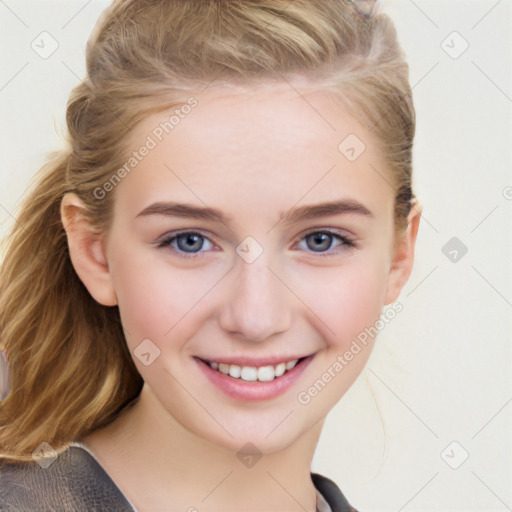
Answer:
[{"left": 155, "top": 229, "right": 357, "bottom": 259}]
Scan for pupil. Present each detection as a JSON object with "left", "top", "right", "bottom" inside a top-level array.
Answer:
[
  {"left": 178, "top": 234, "right": 202, "bottom": 252},
  {"left": 308, "top": 233, "right": 331, "bottom": 252}
]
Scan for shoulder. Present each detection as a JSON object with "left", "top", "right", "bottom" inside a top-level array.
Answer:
[
  {"left": 311, "top": 472, "right": 359, "bottom": 512},
  {"left": 0, "top": 445, "right": 135, "bottom": 511}
]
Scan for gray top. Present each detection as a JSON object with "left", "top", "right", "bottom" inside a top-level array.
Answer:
[{"left": 0, "top": 442, "right": 356, "bottom": 511}]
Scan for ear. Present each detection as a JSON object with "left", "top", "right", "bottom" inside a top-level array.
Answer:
[
  {"left": 383, "top": 201, "right": 422, "bottom": 305},
  {"left": 60, "top": 193, "right": 118, "bottom": 306}
]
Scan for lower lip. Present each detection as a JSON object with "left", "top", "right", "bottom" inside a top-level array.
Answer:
[{"left": 195, "top": 356, "right": 314, "bottom": 402}]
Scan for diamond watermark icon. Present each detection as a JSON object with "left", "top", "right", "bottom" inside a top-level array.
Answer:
[
  {"left": 237, "top": 442, "right": 263, "bottom": 468},
  {"left": 134, "top": 338, "right": 161, "bottom": 366},
  {"left": 348, "top": 0, "right": 379, "bottom": 19},
  {"left": 441, "top": 441, "right": 469, "bottom": 469},
  {"left": 32, "top": 442, "right": 58, "bottom": 469},
  {"left": 236, "top": 236, "right": 263, "bottom": 264},
  {"left": 0, "top": 348, "right": 10, "bottom": 401},
  {"left": 442, "top": 237, "right": 468, "bottom": 263},
  {"left": 441, "top": 31, "right": 469, "bottom": 59},
  {"left": 338, "top": 134, "right": 366, "bottom": 162},
  {"left": 30, "top": 31, "right": 59, "bottom": 59}
]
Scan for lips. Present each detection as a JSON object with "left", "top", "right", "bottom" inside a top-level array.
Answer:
[{"left": 195, "top": 355, "right": 313, "bottom": 401}]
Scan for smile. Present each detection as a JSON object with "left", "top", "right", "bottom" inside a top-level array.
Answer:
[
  {"left": 195, "top": 355, "right": 313, "bottom": 401},
  {"left": 207, "top": 359, "right": 300, "bottom": 382}
]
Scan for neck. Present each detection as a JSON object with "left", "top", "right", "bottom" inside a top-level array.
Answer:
[{"left": 82, "top": 384, "right": 324, "bottom": 512}]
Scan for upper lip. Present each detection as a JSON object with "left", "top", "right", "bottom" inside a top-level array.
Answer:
[{"left": 196, "top": 354, "right": 312, "bottom": 367}]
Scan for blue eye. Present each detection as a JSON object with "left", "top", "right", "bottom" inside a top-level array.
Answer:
[
  {"left": 298, "top": 230, "right": 356, "bottom": 255},
  {"left": 156, "top": 229, "right": 355, "bottom": 259},
  {"left": 157, "top": 231, "right": 213, "bottom": 257}
]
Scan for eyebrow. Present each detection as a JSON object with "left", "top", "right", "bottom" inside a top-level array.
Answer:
[{"left": 135, "top": 199, "right": 373, "bottom": 225}]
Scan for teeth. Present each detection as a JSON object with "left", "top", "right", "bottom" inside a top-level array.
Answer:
[
  {"left": 285, "top": 360, "right": 298, "bottom": 371},
  {"left": 208, "top": 359, "right": 299, "bottom": 382},
  {"left": 228, "top": 365, "right": 241, "bottom": 378},
  {"left": 218, "top": 363, "right": 229, "bottom": 375},
  {"left": 257, "top": 366, "right": 275, "bottom": 382},
  {"left": 241, "top": 366, "right": 257, "bottom": 381},
  {"left": 274, "top": 362, "right": 286, "bottom": 377}
]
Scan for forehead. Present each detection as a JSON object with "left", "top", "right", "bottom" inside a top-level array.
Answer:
[{"left": 115, "top": 83, "right": 392, "bottom": 223}]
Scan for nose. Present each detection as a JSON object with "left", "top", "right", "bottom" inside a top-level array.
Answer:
[{"left": 218, "top": 255, "right": 292, "bottom": 342}]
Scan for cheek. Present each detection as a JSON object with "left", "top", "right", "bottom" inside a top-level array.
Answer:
[
  {"left": 108, "top": 245, "right": 223, "bottom": 348},
  {"left": 297, "top": 255, "right": 389, "bottom": 348}
]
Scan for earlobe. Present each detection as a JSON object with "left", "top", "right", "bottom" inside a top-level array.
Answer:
[
  {"left": 383, "top": 202, "right": 422, "bottom": 305},
  {"left": 60, "top": 193, "right": 118, "bottom": 306}
]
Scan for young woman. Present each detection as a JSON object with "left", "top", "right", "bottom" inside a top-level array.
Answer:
[{"left": 0, "top": 1, "right": 420, "bottom": 510}]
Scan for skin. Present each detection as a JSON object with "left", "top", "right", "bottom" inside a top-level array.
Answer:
[{"left": 61, "top": 82, "right": 421, "bottom": 512}]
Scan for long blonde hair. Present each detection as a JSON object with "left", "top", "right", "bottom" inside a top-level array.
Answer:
[{"left": 0, "top": 0, "right": 415, "bottom": 462}]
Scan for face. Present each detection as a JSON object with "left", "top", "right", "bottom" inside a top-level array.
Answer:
[{"left": 98, "top": 83, "right": 405, "bottom": 454}]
